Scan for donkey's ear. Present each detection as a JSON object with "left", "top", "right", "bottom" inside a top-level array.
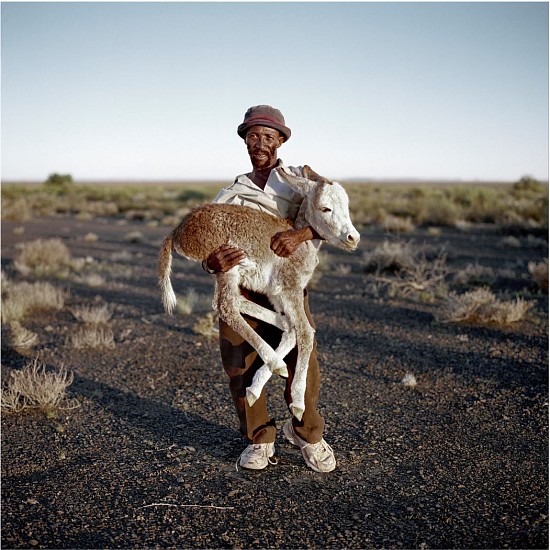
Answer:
[
  {"left": 302, "top": 165, "right": 333, "bottom": 185},
  {"left": 275, "top": 166, "right": 314, "bottom": 194}
]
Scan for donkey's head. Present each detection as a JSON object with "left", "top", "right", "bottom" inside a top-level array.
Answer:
[
  {"left": 278, "top": 166, "right": 360, "bottom": 251},
  {"left": 305, "top": 180, "right": 360, "bottom": 251}
]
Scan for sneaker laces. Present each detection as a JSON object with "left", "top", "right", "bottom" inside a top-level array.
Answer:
[
  {"left": 235, "top": 444, "right": 278, "bottom": 472},
  {"left": 303, "top": 439, "right": 334, "bottom": 457}
]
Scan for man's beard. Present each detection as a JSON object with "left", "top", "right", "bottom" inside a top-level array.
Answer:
[{"left": 249, "top": 147, "right": 276, "bottom": 170}]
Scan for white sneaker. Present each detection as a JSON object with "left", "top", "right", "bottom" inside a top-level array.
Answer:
[
  {"left": 238, "top": 442, "right": 276, "bottom": 470},
  {"left": 283, "top": 420, "right": 336, "bottom": 473}
]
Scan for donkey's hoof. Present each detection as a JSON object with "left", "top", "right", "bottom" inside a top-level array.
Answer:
[
  {"left": 267, "top": 355, "right": 287, "bottom": 376},
  {"left": 289, "top": 402, "right": 305, "bottom": 421},
  {"left": 273, "top": 364, "right": 289, "bottom": 378},
  {"left": 246, "top": 388, "right": 259, "bottom": 407}
]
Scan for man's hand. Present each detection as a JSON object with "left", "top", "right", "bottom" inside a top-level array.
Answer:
[
  {"left": 270, "top": 227, "right": 320, "bottom": 258},
  {"left": 205, "top": 244, "right": 247, "bottom": 273}
]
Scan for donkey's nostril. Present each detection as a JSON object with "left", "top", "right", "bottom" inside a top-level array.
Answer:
[{"left": 347, "top": 234, "right": 355, "bottom": 242}]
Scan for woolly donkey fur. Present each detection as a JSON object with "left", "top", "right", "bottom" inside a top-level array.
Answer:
[{"left": 158, "top": 166, "right": 359, "bottom": 420}]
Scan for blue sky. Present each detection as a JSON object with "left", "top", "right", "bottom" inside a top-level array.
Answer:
[{"left": 1, "top": 2, "right": 548, "bottom": 182}]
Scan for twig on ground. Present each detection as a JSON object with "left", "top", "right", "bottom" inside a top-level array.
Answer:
[{"left": 139, "top": 503, "right": 234, "bottom": 510}]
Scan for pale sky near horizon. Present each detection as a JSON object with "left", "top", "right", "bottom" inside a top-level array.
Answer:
[{"left": 1, "top": 1, "right": 548, "bottom": 183}]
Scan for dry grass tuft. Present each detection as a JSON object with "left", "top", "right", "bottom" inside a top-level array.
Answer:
[
  {"left": 364, "top": 240, "right": 416, "bottom": 274},
  {"left": 383, "top": 215, "right": 415, "bottom": 234},
  {"left": 401, "top": 373, "right": 418, "bottom": 387},
  {"left": 6, "top": 322, "right": 39, "bottom": 349},
  {"left": 77, "top": 273, "right": 106, "bottom": 287},
  {"left": 14, "top": 238, "right": 72, "bottom": 276},
  {"left": 498, "top": 236, "right": 521, "bottom": 249},
  {"left": 454, "top": 263, "right": 496, "bottom": 286},
  {"left": 176, "top": 289, "right": 200, "bottom": 315},
  {"left": 71, "top": 303, "right": 113, "bottom": 324},
  {"left": 124, "top": 231, "right": 145, "bottom": 243},
  {"left": 367, "top": 242, "right": 448, "bottom": 302},
  {"left": 333, "top": 263, "right": 352, "bottom": 276},
  {"left": 437, "top": 288, "right": 533, "bottom": 326},
  {"left": 192, "top": 312, "right": 219, "bottom": 339},
  {"left": 83, "top": 232, "right": 99, "bottom": 242},
  {"left": 1, "top": 357, "right": 78, "bottom": 414},
  {"left": 528, "top": 259, "right": 548, "bottom": 293},
  {"left": 1, "top": 281, "right": 66, "bottom": 323},
  {"left": 70, "top": 325, "right": 115, "bottom": 349}
]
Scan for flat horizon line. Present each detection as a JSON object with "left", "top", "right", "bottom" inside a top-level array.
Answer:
[{"left": 3, "top": 176, "right": 545, "bottom": 186}]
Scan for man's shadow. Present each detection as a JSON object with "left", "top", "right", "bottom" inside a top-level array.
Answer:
[{"left": 1, "top": 348, "right": 239, "bottom": 461}]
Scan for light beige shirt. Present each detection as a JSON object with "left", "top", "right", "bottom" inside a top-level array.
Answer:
[{"left": 213, "top": 160, "right": 305, "bottom": 221}]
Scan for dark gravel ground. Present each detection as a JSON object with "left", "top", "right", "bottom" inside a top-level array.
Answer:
[{"left": 1, "top": 215, "right": 548, "bottom": 549}]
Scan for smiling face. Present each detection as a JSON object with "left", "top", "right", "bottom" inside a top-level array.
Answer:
[{"left": 245, "top": 125, "right": 285, "bottom": 170}]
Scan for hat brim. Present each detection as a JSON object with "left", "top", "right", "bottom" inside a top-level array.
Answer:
[{"left": 237, "top": 116, "right": 291, "bottom": 142}]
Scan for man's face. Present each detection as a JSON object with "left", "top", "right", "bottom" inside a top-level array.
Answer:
[{"left": 245, "top": 125, "right": 285, "bottom": 170}]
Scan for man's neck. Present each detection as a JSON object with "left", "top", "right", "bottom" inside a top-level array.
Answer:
[{"left": 248, "top": 159, "right": 280, "bottom": 190}]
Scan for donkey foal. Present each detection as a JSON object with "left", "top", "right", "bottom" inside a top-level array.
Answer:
[{"left": 158, "top": 167, "right": 359, "bottom": 420}]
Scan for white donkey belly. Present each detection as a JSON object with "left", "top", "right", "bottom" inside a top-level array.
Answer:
[{"left": 238, "top": 257, "right": 283, "bottom": 296}]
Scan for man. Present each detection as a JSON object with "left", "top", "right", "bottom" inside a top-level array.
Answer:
[{"left": 202, "top": 105, "right": 336, "bottom": 473}]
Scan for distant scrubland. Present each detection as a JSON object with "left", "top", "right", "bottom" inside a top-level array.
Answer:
[{"left": 2, "top": 174, "right": 547, "bottom": 233}]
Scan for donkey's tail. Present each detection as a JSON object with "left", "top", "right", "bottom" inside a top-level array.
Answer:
[{"left": 158, "top": 235, "right": 178, "bottom": 315}]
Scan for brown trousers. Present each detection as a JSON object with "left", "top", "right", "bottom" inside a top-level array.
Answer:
[{"left": 219, "top": 288, "right": 325, "bottom": 445}]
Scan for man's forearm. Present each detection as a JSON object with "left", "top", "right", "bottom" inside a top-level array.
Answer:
[{"left": 300, "top": 226, "right": 324, "bottom": 241}]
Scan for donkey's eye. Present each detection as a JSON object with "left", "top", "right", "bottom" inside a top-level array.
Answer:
[{"left": 319, "top": 207, "right": 332, "bottom": 213}]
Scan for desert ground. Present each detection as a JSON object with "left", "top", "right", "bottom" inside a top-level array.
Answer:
[{"left": 1, "top": 182, "right": 548, "bottom": 549}]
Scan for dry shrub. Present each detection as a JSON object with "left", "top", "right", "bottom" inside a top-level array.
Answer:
[
  {"left": 401, "top": 373, "right": 418, "bottom": 387},
  {"left": 14, "top": 238, "right": 71, "bottom": 276},
  {"left": 364, "top": 240, "right": 416, "bottom": 274},
  {"left": 70, "top": 326, "right": 115, "bottom": 349},
  {"left": 454, "top": 263, "right": 496, "bottom": 286},
  {"left": 71, "top": 304, "right": 113, "bottom": 324},
  {"left": 124, "top": 230, "right": 145, "bottom": 243},
  {"left": 528, "top": 259, "right": 548, "bottom": 293},
  {"left": 499, "top": 236, "right": 521, "bottom": 249},
  {"left": 437, "top": 288, "right": 533, "bottom": 326},
  {"left": 110, "top": 250, "right": 133, "bottom": 262},
  {"left": 176, "top": 289, "right": 200, "bottom": 315},
  {"left": 1, "top": 281, "right": 66, "bottom": 323},
  {"left": 176, "top": 289, "right": 211, "bottom": 315},
  {"left": 383, "top": 215, "right": 415, "bottom": 234},
  {"left": 1, "top": 357, "right": 77, "bottom": 414},
  {"left": 6, "top": 322, "right": 39, "bottom": 349},
  {"left": 77, "top": 273, "right": 106, "bottom": 287},
  {"left": 365, "top": 240, "right": 448, "bottom": 302},
  {"left": 334, "top": 263, "right": 352, "bottom": 276},
  {"left": 377, "top": 251, "right": 448, "bottom": 302},
  {"left": 192, "top": 312, "right": 219, "bottom": 339},
  {"left": 83, "top": 232, "right": 99, "bottom": 242},
  {"left": 2, "top": 198, "right": 32, "bottom": 221}
]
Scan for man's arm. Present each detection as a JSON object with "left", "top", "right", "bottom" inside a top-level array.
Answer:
[
  {"left": 204, "top": 244, "right": 247, "bottom": 273},
  {"left": 270, "top": 164, "right": 328, "bottom": 257},
  {"left": 270, "top": 226, "right": 323, "bottom": 258}
]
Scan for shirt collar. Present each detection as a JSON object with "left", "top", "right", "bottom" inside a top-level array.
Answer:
[{"left": 235, "top": 159, "right": 286, "bottom": 191}]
